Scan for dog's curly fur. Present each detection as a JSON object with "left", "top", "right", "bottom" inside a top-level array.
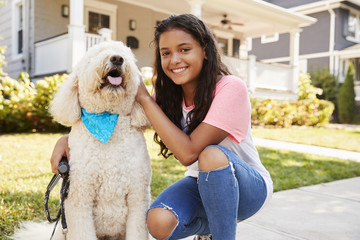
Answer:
[{"left": 12, "top": 41, "right": 152, "bottom": 240}]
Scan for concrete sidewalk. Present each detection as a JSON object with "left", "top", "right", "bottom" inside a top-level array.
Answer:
[
  {"left": 150, "top": 138, "right": 360, "bottom": 240},
  {"left": 253, "top": 137, "right": 360, "bottom": 162},
  {"left": 234, "top": 177, "right": 360, "bottom": 240},
  {"left": 176, "top": 177, "right": 360, "bottom": 240}
]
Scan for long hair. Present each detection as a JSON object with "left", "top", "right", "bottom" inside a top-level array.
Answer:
[{"left": 153, "top": 14, "right": 230, "bottom": 158}]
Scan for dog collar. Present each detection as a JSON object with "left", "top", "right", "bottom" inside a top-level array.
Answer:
[{"left": 81, "top": 108, "right": 119, "bottom": 144}]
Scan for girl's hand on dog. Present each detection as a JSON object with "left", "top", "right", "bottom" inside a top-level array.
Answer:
[
  {"left": 135, "top": 76, "right": 152, "bottom": 105},
  {"left": 50, "top": 135, "right": 70, "bottom": 174}
]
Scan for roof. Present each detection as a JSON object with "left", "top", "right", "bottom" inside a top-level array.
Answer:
[{"left": 118, "top": 0, "right": 316, "bottom": 38}]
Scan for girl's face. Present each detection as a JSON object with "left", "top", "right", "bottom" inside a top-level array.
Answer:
[{"left": 159, "top": 28, "right": 207, "bottom": 89}]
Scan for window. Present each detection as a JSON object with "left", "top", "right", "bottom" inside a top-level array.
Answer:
[
  {"left": 261, "top": 33, "right": 279, "bottom": 44},
  {"left": 217, "top": 38, "right": 228, "bottom": 56},
  {"left": 88, "top": 11, "right": 110, "bottom": 33},
  {"left": 346, "top": 12, "right": 360, "bottom": 42},
  {"left": 84, "top": 0, "right": 117, "bottom": 37},
  {"left": 12, "top": 0, "right": 23, "bottom": 58},
  {"left": 214, "top": 30, "right": 241, "bottom": 58},
  {"left": 232, "top": 38, "right": 240, "bottom": 58},
  {"left": 17, "top": 4, "right": 23, "bottom": 54}
]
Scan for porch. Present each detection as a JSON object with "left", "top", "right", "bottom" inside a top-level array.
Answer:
[
  {"left": 34, "top": 32, "right": 296, "bottom": 100},
  {"left": 31, "top": 0, "right": 315, "bottom": 100}
]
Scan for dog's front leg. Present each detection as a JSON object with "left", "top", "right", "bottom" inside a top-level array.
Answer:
[
  {"left": 125, "top": 184, "right": 151, "bottom": 240},
  {"left": 64, "top": 171, "right": 98, "bottom": 240}
]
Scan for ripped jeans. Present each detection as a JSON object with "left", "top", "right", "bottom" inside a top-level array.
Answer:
[{"left": 147, "top": 145, "right": 267, "bottom": 240}]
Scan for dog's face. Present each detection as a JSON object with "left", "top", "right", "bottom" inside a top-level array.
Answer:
[
  {"left": 76, "top": 41, "right": 140, "bottom": 115},
  {"left": 50, "top": 41, "right": 149, "bottom": 128}
]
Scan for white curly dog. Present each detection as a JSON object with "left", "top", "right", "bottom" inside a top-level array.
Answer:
[{"left": 12, "top": 41, "right": 152, "bottom": 240}]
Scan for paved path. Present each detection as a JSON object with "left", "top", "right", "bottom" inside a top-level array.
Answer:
[
  {"left": 172, "top": 177, "right": 360, "bottom": 240},
  {"left": 253, "top": 138, "right": 360, "bottom": 162},
  {"left": 151, "top": 138, "right": 360, "bottom": 240}
]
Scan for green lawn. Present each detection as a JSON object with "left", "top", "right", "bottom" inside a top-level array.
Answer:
[
  {"left": 251, "top": 126, "right": 360, "bottom": 152},
  {"left": 1, "top": 130, "right": 360, "bottom": 238}
]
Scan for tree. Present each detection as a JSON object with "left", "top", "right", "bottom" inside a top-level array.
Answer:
[{"left": 337, "top": 62, "right": 356, "bottom": 123}]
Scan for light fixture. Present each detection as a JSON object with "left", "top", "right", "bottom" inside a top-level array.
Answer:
[
  {"left": 129, "top": 19, "right": 136, "bottom": 31},
  {"left": 61, "top": 5, "right": 69, "bottom": 18}
]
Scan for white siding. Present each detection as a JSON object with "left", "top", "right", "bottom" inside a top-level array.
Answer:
[{"left": 0, "top": 1, "right": 23, "bottom": 78}]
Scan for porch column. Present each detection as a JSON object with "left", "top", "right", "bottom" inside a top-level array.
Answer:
[
  {"left": 247, "top": 55, "right": 256, "bottom": 93},
  {"left": 187, "top": 0, "right": 204, "bottom": 19},
  {"left": 68, "top": 0, "right": 86, "bottom": 72},
  {"left": 289, "top": 29, "right": 301, "bottom": 94}
]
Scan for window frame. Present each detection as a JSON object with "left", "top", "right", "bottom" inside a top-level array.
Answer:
[
  {"left": 11, "top": 0, "right": 23, "bottom": 60},
  {"left": 84, "top": 0, "right": 117, "bottom": 38},
  {"left": 346, "top": 10, "right": 360, "bottom": 43},
  {"left": 261, "top": 33, "right": 279, "bottom": 44}
]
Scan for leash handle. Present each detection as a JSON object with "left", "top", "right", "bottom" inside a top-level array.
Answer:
[{"left": 44, "top": 156, "right": 70, "bottom": 224}]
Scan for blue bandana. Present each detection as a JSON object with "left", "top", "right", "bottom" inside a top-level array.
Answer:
[{"left": 81, "top": 108, "right": 119, "bottom": 144}]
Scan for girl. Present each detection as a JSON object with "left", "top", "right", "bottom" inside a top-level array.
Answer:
[{"left": 51, "top": 14, "right": 272, "bottom": 240}]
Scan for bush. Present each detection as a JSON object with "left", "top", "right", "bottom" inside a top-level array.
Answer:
[
  {"left": 337, "top": 62, "right": 356, "bottom": 123},
  {"left": 311, "top": 66, "right": 338, "bottom": 104},
  {"left": 251, "top": 74, "right": 334, "bottom": 127},
  {"left": 0, "top": 73, "right": 69, "bottom": 133}
]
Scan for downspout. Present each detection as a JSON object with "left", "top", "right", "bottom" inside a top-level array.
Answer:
[{"left": 328, "top": 5, "right": 336, "bottom": 75}]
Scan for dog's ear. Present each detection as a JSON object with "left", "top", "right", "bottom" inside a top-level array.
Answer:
[
  {"left": 50, "top": 72, "right": 81, "bottom": 127},
  {"left": 130, "top": 101, "right": 151, "bottom": 131}
]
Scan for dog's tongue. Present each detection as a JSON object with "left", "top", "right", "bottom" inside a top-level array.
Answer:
[{"left": 107, "top": 76, "right": 122, "bottom": 86}]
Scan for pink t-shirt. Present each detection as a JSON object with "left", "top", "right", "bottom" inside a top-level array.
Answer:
[
  {"left": 182, "top": 75, "right": 273, "bottom": 204},
  {"left": 203, "top": 75, "right": 250, "bottom": 143}
]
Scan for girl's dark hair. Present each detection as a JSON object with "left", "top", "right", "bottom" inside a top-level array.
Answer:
[{"left": 153, "top": 14, "right": 230, "bottom": 158}]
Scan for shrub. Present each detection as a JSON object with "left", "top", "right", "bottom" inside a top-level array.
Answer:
[
  {"left": 0, "top": 73, "right": 36, "bottom": 132},
  {"left": 337, "top": 62, "right": 356, "bottom": 123},
  {"left": 251, "top": 74, "right": 334, "bottom": 127},
  {"left": 0, "top": 73, "right": 69, "bottom": 133},
  {"left": 311, "top": 66, "right": 338, "bottom": 104},
  {"left": 32, "top": 74, "right": 69, "bottom": 132}
]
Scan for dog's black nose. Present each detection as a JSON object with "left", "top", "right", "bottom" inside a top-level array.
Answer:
[{"left": 110, "top": 55, "right": 124, "bottom": 65}]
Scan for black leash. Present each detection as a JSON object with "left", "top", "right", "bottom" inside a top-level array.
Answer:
[{"left": 44, "top": 156, "right": 70, "bottom": 239}]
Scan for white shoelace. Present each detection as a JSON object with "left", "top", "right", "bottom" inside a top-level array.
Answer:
[{"left": 194, "top": 235, "right": 212, "bottom": 240}]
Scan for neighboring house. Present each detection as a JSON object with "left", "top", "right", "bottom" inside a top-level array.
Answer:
[
  {"left": 251, "top": 0, "right": 360, "bottom": 102},
  {"left": 0, "top": 0, "right": 315, "bottom": 100}
]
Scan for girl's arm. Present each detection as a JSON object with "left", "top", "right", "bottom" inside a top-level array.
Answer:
[
  {"left": 50, "top": 135, "right": 70, "bottom": 174},
  {"left": 136, "top": 82, "right": 228, "bottom": 166}
]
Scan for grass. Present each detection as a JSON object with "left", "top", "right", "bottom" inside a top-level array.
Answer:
[
  {"left": 251, "top": 126, "right": 360, "bottom": 152},
  {"left": 2, "top": 129, "right": 360, "bottom": 238}
]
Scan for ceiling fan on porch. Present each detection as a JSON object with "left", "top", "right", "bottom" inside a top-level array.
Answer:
[{"left": 220, "top": 14, "right": 244, "bottom": 30}]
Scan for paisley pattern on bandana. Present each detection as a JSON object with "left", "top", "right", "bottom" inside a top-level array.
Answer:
[{"left": 81, "top": 108, "right": 119, "bottom": 144}]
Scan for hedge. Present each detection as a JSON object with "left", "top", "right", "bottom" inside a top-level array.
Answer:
[
  {"left": 1, "top": 72, "right": 334, "bottom": 133},
  {"left": 250, "top": 74, "right": 334, "bottom": 127},
  {"left": 0, "top": 73, "right": 69, "bottom": 133}
]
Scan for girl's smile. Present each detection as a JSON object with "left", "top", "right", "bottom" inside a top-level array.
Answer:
[
  {"left": 159, "top": 28, "right": 207, "bottom": 89},
  {"left": 171, "top": 67, "right": 187, "bottom": 74}
]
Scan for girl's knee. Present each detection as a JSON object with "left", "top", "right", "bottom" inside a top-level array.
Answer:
[
  {"left": 198, "top": 146, "right": 229, "bottom": 171},
  {"left": 147, "top": 207, "right": 178, "bottom": 239}
]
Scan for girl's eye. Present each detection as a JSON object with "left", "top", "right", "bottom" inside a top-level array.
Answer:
[
  {"left": 161, "top": 52, "right": 169, "bottom": 57},
  {"left": 181, "top": 48, "right": 190, "bottom": 52}
]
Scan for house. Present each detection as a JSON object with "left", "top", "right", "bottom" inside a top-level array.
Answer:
[
  {"left": 251, "top": 0, "right": 360, "bottom": 102},
  {"left": 0, "top": 0, "right": 315, "bottom": 100}
]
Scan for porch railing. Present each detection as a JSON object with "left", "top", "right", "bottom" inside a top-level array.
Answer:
[
  {"left": 34, "top": 32, "right": 104, "bottom": 76},
  {"left": 223, "top": 55, "right": 295, "bottom": 100},
  {"left": 85, "top": 33, "right": 102, "bottom": 50}
]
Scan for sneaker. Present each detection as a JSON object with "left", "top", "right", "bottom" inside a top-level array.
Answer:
[{"left": 193, "top": 235, "right": 212, "bottom": 240}]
